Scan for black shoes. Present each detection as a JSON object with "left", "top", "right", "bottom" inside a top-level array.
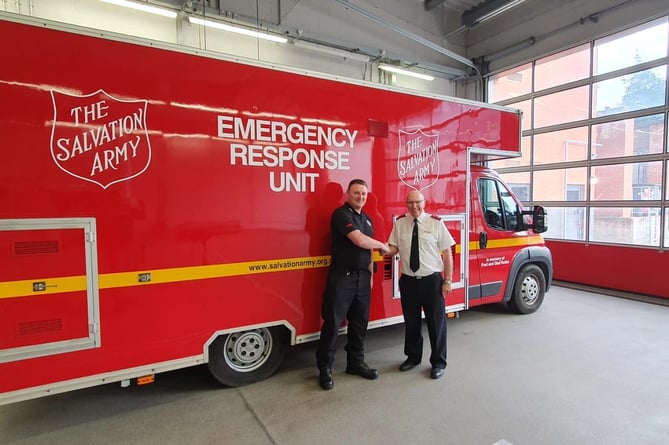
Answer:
[
  {"left": 320, "top": 362, "right": 440, "bottom": 388},
  {"left": 430, "top": 367, "right": 445, "bottom": 379},
  {"left": 399, "top": 358, "right": 445, "bottom": 378},
  {"left": 320, "top": 362, "right": 379, "bottom": 389},
  {"left": 319, "top": 368, "right": 334, "bottom": 390},
  {"left": 345, "top": 361, "right": 380, "bottom": 380},
  {"left": 399, "top": 359, "right": 420, "bottom": 372}
]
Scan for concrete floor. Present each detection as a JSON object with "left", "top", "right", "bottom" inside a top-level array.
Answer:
[{"left": 1, "top": 286, "right": 668, "bottom": 445}]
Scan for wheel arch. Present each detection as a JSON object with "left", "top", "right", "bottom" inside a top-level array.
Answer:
[
  {"left": 502, "top": 245, "right": 553, "bottom": 303},
  {"left": 203, "top": 321, "right": 296, "bottom": 363}
]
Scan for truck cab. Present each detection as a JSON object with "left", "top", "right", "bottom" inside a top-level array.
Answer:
[{"left": 468, "top": 165, "right": 552, "bottom": 313}]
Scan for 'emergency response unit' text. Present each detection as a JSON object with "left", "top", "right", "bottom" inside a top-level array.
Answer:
[{"left": 218, "top": 115, "right": 358, "bottom": 193}]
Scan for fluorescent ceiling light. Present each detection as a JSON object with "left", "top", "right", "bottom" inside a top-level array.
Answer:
[
  {"left": 463, "top": 0, "right": 526, "bottom": 27},
  {"left": 292, "top": 40, "right": 369, "bottom": 62},
  {"left": 99, "top": 0, "right": 177, "bottom": 18},
  {"left": 379, "top": 64, "right": 434, "bottom": 81},
  {"left": 188, "top": 17, "right": 287, "bottom": 43},
  {"left": 477, "top": 0, "right": 525, "bottom": 23}
]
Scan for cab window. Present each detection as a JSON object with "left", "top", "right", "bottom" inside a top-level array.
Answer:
[{"left": 478, "top": 178, "right": 520, "bottom": 231}]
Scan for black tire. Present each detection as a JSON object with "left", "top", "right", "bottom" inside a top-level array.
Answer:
[
  {"left": 208, "top": 326, "right": 287, "bottom": 387},
  {"left": 507, "top": 264, "right": 546, "bottom": 314}
]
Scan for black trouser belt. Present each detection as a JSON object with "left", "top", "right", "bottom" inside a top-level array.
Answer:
[
  {"left": 333, "top": 266, "right": 368, "bottom": 275},
  {"left": 403, "top": 272, "right": 441, "bottom": 280}
]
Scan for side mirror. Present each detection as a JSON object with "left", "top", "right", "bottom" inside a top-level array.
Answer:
[
  {"left": 514, "top": 205, "right": 526, "bottom": 232},
  {"left": 532, "top": 205, "right": 548, "bottom": 233}
]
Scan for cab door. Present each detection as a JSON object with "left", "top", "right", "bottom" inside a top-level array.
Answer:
[{"left": 470, "top": 177, "right": 523, "bottom": 305}]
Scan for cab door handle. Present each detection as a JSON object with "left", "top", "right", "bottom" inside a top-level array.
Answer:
[{"left": 479, "top": 231, "right": 488, "bottom": 249}]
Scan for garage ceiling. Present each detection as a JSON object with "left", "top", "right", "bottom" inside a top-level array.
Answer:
[
  {"left": 431, "top": 0, "right": 486, "bottom": 14},
  {"left": 166, "top": 1, "right": 507, "bottom": 30},
  {"left": 149, "top": 0, "right": 526, "bottom": 77}
]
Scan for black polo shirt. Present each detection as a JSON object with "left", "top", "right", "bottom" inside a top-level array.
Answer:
[{"left": 330, "top": 202, "right": 373, "bottom": 271}]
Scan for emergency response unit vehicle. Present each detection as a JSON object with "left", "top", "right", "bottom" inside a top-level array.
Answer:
[{"left": 0, "top": 13, "right": 551, "bottom": 405}]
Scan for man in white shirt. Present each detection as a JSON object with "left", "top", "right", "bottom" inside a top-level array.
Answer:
[{"left": 386, "top": 190, "right": 455, "bottom": 379}]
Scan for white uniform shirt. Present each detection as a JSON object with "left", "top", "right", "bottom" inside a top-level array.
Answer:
[{"left": 388, "top": 212, "right": 456, "bottom": 277}]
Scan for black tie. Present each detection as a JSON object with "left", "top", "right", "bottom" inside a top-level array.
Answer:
[{"left": 410, "top": 219, "right": 419, "bottom": 272}]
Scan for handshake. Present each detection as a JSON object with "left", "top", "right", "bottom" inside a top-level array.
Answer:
[{"left": 377, "top": 242, "right": 392, "bottom": 256}]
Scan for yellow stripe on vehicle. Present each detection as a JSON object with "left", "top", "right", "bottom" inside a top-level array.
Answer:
[
  {"left": 0, "top": 255, "right": 333, "bottom": 299},
  {"left": 469, "top": 235, "right": 544, "bottom": 251},
  {"left": 0, "top": 237, "right": 544, "bottom": 300},
  {"left": 0, "top": 275, "right": 88, "bottom": 299}
]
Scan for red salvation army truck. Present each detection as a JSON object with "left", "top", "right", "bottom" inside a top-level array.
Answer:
[{"left": 0, "top": 14, "right": 551, "bottom": 405}]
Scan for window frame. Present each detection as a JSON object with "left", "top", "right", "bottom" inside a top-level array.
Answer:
[{"left": 486, "top": 16, "right": 669, "bottom": 248}]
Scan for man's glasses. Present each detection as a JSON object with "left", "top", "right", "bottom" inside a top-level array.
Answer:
[{"left": 406, "top": 200, "right": 424, "bottom": 205}]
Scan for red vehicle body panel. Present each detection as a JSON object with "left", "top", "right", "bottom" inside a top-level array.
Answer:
[{"left": 0, "top": 16, "right": 548, "bottom": 404}]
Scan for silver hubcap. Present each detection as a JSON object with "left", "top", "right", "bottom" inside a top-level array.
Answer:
[
  {"left": 223, "top": 328, "right": 273, "bottom": 372},
  {"left": 520, "top": 275, "right": 539, "bottom": 305}
]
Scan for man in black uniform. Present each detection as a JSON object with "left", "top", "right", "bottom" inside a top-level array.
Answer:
[{"left": 316, "top": 179, "right": 390, "bottom": 390}]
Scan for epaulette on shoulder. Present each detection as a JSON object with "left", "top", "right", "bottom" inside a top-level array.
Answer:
[
  {"left": 430, "top": 214, "right": 441, "bottom": 220},
  {"left": 397, "top": 214, "right": 409, "bottom": 219}
]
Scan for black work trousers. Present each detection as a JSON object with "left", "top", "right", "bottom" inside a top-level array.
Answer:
[
  {"left": 316, "top": 267, "right": 372, "bottom": 370},
  {"left": 398, "top": 272, "right": 447, "bottom": 369}
]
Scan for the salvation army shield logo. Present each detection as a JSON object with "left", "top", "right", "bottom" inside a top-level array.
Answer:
[
  {"left": 50, "top": 89, "right": 151, "bottom": 189},
  {"left": 397, "top": 129, "right": 439, "bottom": 191}
]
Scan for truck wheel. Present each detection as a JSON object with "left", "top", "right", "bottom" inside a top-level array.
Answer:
[
  {"left": 208, "top": 326, "right": 287, "bottom": 387},
  {"left": 507, "top": 264, "right": 545, "bottom": 314}
]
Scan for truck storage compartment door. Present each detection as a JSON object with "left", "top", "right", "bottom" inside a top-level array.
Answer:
[
  {"left": 0, "top": 218, "right": 100, "bottom": 363},
  {"left": 442, "top": 215, "right": 466, "bottom": 312},
  {"left": 392, "top": 214, "right": 466, "bottom": 312}
]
